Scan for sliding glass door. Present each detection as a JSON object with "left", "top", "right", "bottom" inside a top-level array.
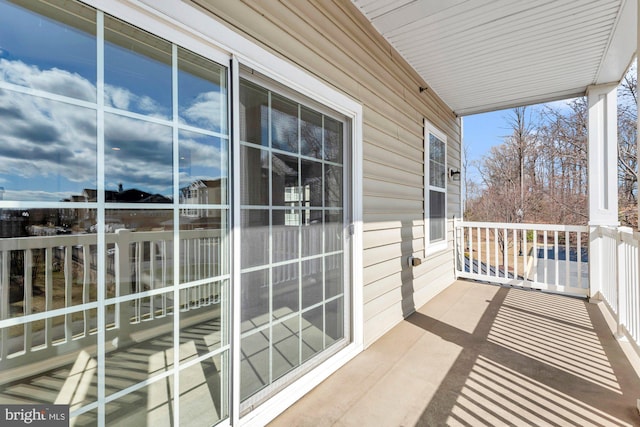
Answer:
[
  {"left": 238, "top": 77, "right": 350, "bottom": 407},
  {"left": 0, "top": 1, "right": 351, "bottom": 424}
]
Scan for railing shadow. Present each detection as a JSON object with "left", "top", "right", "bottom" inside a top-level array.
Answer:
[{"left": 407, "top": 286, "right": 640, "bottom": 426}]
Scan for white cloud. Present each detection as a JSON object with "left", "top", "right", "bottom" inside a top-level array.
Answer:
[
  {"left": 0, "top": 58, "right": 227, "bottom": 199},
  {"left": 0, "top": 58, "right": 96, "bottom": 101},
  {"left": 181, "top": 91, "right": 226, "bottom": 131}
]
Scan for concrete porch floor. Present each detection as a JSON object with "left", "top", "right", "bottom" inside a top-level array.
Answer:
[{"left": 270, "top": 280, "right": 640, "bottom": 427}]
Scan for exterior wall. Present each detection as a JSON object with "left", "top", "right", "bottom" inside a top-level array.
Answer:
[{"left": 194, "top": 0, "right": 462, "bottom": 346}]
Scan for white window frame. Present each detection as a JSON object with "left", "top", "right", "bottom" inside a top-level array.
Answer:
[{"left": 424, "top": 119, "right": 448, "bottom": 256}]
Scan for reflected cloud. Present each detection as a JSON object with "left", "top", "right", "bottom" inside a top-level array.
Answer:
[
  {"left": 0, "top": 58, "right": 96, "bottom": 101},
  {"left": 181, "top": 91, "right": 225, "bottom": 131},
  {"left": 0, "top": 56, "right": 227, "bottom": 202},
  {"left": 105, "top": 84, "right": 168, "bottom": 119}
]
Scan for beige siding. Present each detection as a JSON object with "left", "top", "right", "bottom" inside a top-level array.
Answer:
[{"left": 197, "top": 0, "right": 461, "bottom": 347}]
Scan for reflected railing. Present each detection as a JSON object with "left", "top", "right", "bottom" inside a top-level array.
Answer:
[
  {"left": 0, "top": 229, "right": 222, "bottom": 376},
  {"left": 0, "top": 224, "right": 337, "bottom": 377}
]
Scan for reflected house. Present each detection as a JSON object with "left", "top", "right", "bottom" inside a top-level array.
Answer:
[
  {"left": 0, "top": 1, "right": 638, "bottom": 427},
  {"left": 180, "top": 178, "right": 226, "bottom": 228}
]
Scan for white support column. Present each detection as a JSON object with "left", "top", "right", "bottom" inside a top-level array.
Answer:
[{"left": 587, "top": 83, "right": 618, "bottom": 300}]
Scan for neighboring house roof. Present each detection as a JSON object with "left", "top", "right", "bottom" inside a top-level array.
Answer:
[
  {"left": 81, "top": 188, "right": 172, "bottom": 203},
  {"left": 351, "top": 0, "right": 636, "bottom": 115}
]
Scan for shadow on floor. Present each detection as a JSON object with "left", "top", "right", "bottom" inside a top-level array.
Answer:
[
  {"left": 410, "top": 286, "right": 640, "bottom": 426},
  {"left": 271, "top": 281, "right": 640, "bottom": 427}
]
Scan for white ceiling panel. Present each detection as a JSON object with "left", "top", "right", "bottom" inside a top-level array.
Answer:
[{"left": 351, "top": 0, "right": 636, "bottom": 115}]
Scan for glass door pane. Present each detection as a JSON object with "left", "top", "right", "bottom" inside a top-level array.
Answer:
[{"left": 239, "top": 77, "right": 349, "bottom": 406}]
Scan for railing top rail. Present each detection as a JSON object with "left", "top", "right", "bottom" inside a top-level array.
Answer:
[
  {"left": 0, "top": 228, "right": 222, "bottom": 251},
  {"left": 454, "top": 220, "right": 588, "bottom": 233}
]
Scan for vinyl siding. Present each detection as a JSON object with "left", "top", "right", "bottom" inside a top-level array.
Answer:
[{"left": 194, "top": 0, "right": 461, "bottom": 347}]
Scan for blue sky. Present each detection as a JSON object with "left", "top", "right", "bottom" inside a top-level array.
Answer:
[
  {"left": 462, "top": 109, "right": 514, "bottom": 183},
  {"left": 462, "top": 99, "right": 576, "bottom": 184}
]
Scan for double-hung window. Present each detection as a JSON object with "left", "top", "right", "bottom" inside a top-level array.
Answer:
[{"left": 425, "top": 119, "right": 447, "bottom": 254}]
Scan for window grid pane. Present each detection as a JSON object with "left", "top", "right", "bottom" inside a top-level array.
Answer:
[
  {"left": 0, "top": 2, "right": 231, "bottom": 424},
  {"left": 239, "top": 77, "right": 347, "bottom": 404}
]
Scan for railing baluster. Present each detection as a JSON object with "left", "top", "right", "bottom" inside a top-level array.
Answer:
[
  {"left": 45, "top": 247, "right": 53, "bottom": 349},
  {"left": 533, "top": 230, "right": 538, "bottom": 284},
  {"left": 485, "top": 227, "right": 489, "bottom": 276},
  {"left": 543, "top": 230, "right": 548, "bottom": 285},
  {"left": 513, "top": 229, "right": 518, "bottom": 280},
  {"left": 476, "top": 226, "right": 481, "bottom": 274},
  {"left": 523, "top": 228, "right": 528, "bottom": 283},
  {"left": 564, "top": 231, "right": 570, "bottom": 290},
  {"left": 494, "top": 228, "right": 498, "bottom": 277},
  {"left": 150, "top": 241, "right": 156, "bottom": 319},
  {"left": 554, "top": 231, "right": 559, "bottom": 287},
  {"left": 503, "top": 227, "right": 508, "bottom": 278},
  {"left": 64, "top": 246, "right": 72, "bottom": 343},
  {"left": 468, "top": 226, "right": 474, "bottom": 273},
  {"left": 83, "top": 245, "right": 90, "bottom": 336},
  {"left": 1, "top": 250, "right": 9, "bottom": 359},
  {"left": 24, "top": 249, "right": 33, "bottom": 353},
  {"left": 576, "top": 232, "right": 582, "bottom": 289}
]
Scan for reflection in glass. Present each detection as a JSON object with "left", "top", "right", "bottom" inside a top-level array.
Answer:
[
  {"left": 240, "top": 330, "right": 270, "bottom": 400},
  {"left": 238, "top": 78, "right": 348, "bottom": 405},
  {"left": 273, "top": 210, "right": 298, "bottom": 263},
  {"left": 105, "top": 113, "right": 173, "bottom": 201},
  {"left": 272, "top": 153, "right": 298, "bottom": 207},
  {"left": 105, "top": 377, "right": 173, "bottom": 426},
  {"left": 0, "top": 333, "right": 98, "bottom": 408},
  {"left": 429, "top": 133, "right": 446, "bottom": 189},
  {"left": 0, "top": 90, "right": 97, "bottom": 202},
  {"left": 301, "top": 159, "right": 322, "bottom": 207},
  {"left": 430, "top": 190, "right": 446, "bottom": 242},
  {"left": 273, "top": 263, "right": 299, "bottom": 318},
  {"left": 325, "top": 211, "right": 343, "bottom": 253},
  {"left": 301, "top": 107, "right": 322, "bottom": 158},
  {"left": 301, "top": 307, "right": 323, "bottom": 362},
  {"left": 104, "top": 209, "right": 173, "bottom": 300},
  {"left": 301, "top": 258, "right": 322, "bottom": 309},
  {"left": 180, "top": 209, "right": 226, "bottom": 283},
  {"left": 179, "top": 130, "right": 228, "bottom": 205},
  {"left": 326, "top": 297, "right": 344, "bottom": 347},
  {"left": 180, "top": 280, "right": 227, "bottom": 354},
  {"left": 240, "top": 146, "right": 268, "bottom": 206},
  {"left": 0, "top": 0, "right": 97, "bottom": 101},
  {"left": 104, "top": 16, "right": 172, "bottom": 119},
  {"left": 178, "top": 47, "right": 227, "bottom": 133},
  {"left": 325, "top": 254, "right": 343, "bottom": 299},
  {"left": 301, "top": 217, "right": 322, "bottom": 257},
  {"left": 104, "top": 295, "right": 174, "bottom": 395},
  {"left": 325, "top": 165, "right": 342, "bottom": 207},
  {"left": 1, "top": 208, "right": 97, "bottom": 323},
  {"left": 179, "top": 352, "right": 228, "bottom": 426},
  {"left": 240, "top": 269, "right": 269, "bottom": 330},
  {"left": 271, "top": 93, "right": 298, "bottom": 153},
  {"left": 272, "top": 318, "right": 300, "bottom": 380},
  {"left": 239, "top": 79, "right": 268, "bottom": 146},
  {"left": 324, "top": 116, "right": 343, "bottom": 163},
  {"left": 241, "top": 210, "right": 268, "bottom": 269}
]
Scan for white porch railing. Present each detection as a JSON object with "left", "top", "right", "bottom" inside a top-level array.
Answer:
[
  {"left": 597, "top": 226, "right": 640, "bottom": 352},
  {"left": 0, "top": 225, "right": 333, "bottom": 377},
  {"left": 454, "top": 221, "right": 590, "bottom": 297},
  {"left": 0, "top": 229, "right": 223, "bottom": 374},
  {"left": 454, "top": 220, "right": 640, "bottom": 357}
]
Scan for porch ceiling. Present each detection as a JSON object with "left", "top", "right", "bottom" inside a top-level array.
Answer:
[{"left": 351, "top": 0, "right": 637, "bottom": 116}]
